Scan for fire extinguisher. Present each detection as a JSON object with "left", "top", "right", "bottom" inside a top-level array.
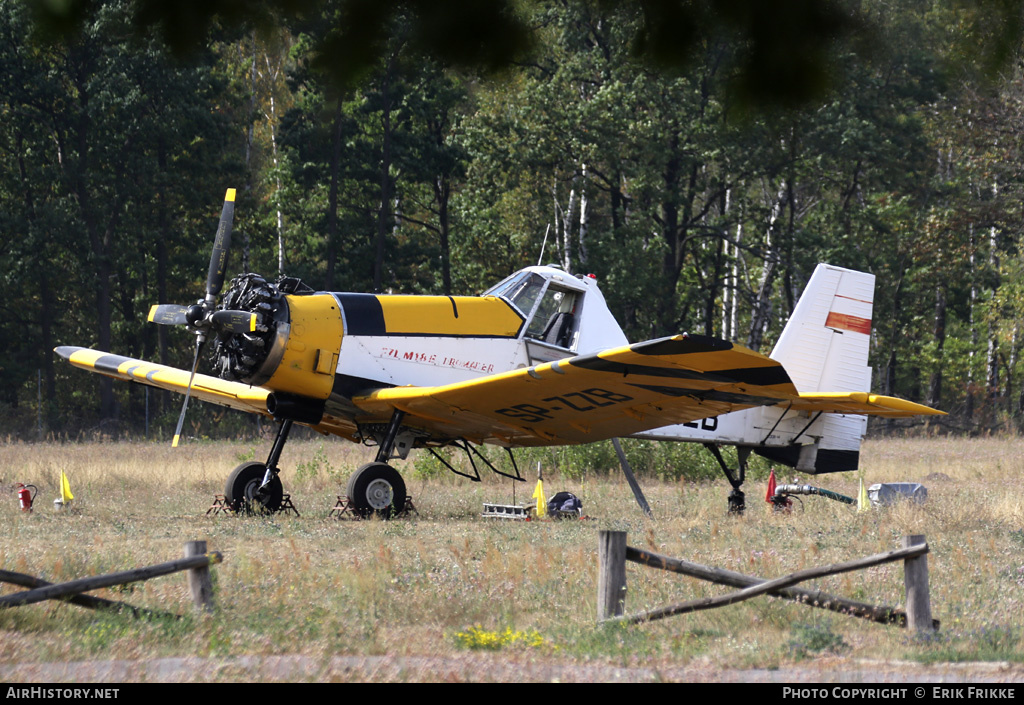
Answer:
[{"left": 16, "top": 483, "right": 37, "bottom": 512}]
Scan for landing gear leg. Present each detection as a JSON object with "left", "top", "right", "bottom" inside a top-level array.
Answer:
[
  {"left": 261, "top": 417, "right": 294, "bottom": 493},
  {"left": 704, "top": 443, "right": 750, "bottom": 515},
  {"left": 225, "top": 418, "right": 293, "bottom": 513},
  {"left": 374, "top": 409, "right": 405, "bottom": 463}
]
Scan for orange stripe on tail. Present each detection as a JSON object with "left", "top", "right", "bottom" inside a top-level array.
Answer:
[{"left": 825, "top": 312, "right": 871, "bottom": 335}]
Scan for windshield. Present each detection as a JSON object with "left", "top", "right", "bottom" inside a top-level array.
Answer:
[{"left": 486, "top": 272, "right": 547, "bottom": 318}]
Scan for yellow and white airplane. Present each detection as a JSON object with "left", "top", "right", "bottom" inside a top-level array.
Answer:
[{"left": 56, "top": 190, "right": 943, "bottom": 515}]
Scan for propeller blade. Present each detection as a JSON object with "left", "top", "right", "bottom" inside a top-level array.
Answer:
[
  {"left": 210, "top": 309, "right": 258, "bottom": 334},
  {"left": 171, "top": 338, "right": 205, "bottom": 448},
  {"left": 148, "top": 304, "right": 189, "bottom": 326},
  {"left": 205, "top": 188, "right": 236, "bottom": 302}
]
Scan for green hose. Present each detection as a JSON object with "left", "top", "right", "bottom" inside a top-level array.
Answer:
[{"left": 774, "top": 483, "right": 855, "bottom": 505}]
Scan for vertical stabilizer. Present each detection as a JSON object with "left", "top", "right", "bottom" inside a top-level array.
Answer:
[
  {"left": 770, "top": 264, "right": 874, "bottom": 394},
  {"left": 759, "top": 264, "right": 875, "bottom": 473}
]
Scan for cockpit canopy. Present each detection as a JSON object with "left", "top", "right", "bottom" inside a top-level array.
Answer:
[{"left": 484, "top": 267, "right": 590, "bottom": 362}]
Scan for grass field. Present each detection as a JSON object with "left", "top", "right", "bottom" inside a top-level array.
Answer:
[{"left": 1, "top": 436, "right": 1023, "bottom": 681}]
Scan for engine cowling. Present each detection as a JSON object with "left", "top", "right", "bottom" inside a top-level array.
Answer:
[{"left": 214, "top": 274, "right": 344, "bottom": 403}]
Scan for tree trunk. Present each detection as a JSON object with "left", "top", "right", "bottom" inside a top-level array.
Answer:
[
  {"left": 373, "top": 68, "right": 394, "bottom": 293},
  {"left": 435, "top": 174, "right": 452, "bottom": 295},
  {"left": 325, "top": 96, "right": 344, "bottom": 290},
  {"left": 747, "top": 256, "right": 776, "bottom": 352},
  {"left": 70, "top": 71, "right": 116, "bottom": 419},
  {"left": 926, "top": 284, "right": 947, "bottom": 410},
  {"left": 578, "top": 163, "right": 589, "bottom": 267}
]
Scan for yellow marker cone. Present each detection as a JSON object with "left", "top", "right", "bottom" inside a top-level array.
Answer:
[
  {"left": 857, "top": 477, "right": 869, "bottom": 513},
  {"left": 60, "top": 470, "right": 74, "bottom": 504}
]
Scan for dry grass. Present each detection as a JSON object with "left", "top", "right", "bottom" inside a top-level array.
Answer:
[{"left": 1, "top": 436, "right": 1022, "bottom": 680}]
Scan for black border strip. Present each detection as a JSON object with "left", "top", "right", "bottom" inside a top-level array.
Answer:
[
  {"left": 753, "top": 446, "right": 860, "bottom": 473},
  {"left": 570, "top": 355, "right": 793, "bottom": 387}
]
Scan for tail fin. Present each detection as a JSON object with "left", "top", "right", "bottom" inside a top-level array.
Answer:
[
  {"left": 757, "top": 264, "right": 875, "bottom": 473},
  {"left": 769, "top": 263, "right": 874, "bottom": 394}
]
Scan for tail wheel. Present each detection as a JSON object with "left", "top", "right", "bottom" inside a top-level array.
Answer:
[
  {"left": 347, "top": 462, "right": 407, "bottom": 519},
  {"left": 226, "top": 461, "right": 284, "bottom": 514}
]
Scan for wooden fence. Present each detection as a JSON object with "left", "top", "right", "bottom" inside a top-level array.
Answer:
[
  {"left": 0, "top": 540, "right": 222, "bottom": 617},
  {"left": 598, "top": 531, "right": 936, "bottom": 632}
]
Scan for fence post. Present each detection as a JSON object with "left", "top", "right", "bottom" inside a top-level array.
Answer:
[
  {"left": 184, "top": 540, "right": 215, "bottom": 613},
  {"left": 902, "top": 534, "right": 934, "bottom": 633},
  {"left": 598, "top": 530, "right": 627, "bottom": 620}
]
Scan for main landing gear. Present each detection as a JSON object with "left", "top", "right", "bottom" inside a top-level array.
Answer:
[
  {"left": 224, "top": 410, "right": 411, "bottom": 518},
  {"left": 704, "top": 443, "right": 750, "bottom": 515}
]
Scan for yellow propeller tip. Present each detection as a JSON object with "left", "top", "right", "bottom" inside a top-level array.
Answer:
[
  {"left": 225, "top": 188, "right": 236, "bottom": 202},
  {"left": 172, "top": 434, "right": 180, "bottom": 448}
]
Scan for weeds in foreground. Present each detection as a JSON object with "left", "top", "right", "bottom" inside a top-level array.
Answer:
[
  {"left": 786, "top": 622, "right": 849, "bottom": 660},
  {"left": 1, "top": 437, "right": 1023, "bottom": 673},
  {"left": 911, "top": 625, "right": 1024, "bottom": 664}
]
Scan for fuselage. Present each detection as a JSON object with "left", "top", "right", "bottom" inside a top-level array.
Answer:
[
  {"left": 211, "top": 263, "right": 875, "bottom": 473},
  {"left": 219, "top": 266, "right": 629, "bottom": 439}
]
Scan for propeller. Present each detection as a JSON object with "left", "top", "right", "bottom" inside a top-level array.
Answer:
[
  {"left": 149, "top": 188, "right": 258, "bottom": 446},
  {"left": 171, "top": 337, "right": 204, "bottom": 448}
]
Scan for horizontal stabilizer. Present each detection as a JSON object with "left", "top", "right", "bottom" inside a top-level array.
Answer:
[{"left": 789, "top": 392, "right": 945, "bottom": 418}]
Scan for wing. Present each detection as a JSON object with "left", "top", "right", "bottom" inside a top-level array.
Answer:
[
  {"left": 352, "top": 334, "right": 944, "bottom": 447},
  {"left": 354, "top": 334, "right": 801, "bottom": 446},
  {"left": 55, "top": 346, "right": 271, "bottom": 416},
  {"left": 56, "top": 346, "right": 368, "bottom": 440}
]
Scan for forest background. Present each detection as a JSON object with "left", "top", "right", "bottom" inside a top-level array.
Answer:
[{"left": 3, "top": 0, "right": 1024, "bottom": 442}]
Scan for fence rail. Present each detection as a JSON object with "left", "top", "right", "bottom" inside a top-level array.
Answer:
[
  {"left": 0, "top": 540, "right": 221, "bottom": 615},
  {"left": 598, "top": 531, "right": 935, "bottom": 632}
]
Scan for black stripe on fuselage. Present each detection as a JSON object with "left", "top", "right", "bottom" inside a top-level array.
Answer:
[
  {"left": 336, "top": 294, "right": 387, "bottom": 336},
  {"left": 569, "top": 355, "right": 793, "bottom": 388}
]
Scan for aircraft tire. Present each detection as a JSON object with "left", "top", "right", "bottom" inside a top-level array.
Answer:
[
  {"left": 347, "top": 462, "right": 407, "bottom": 519},
  {"left": 226, "top": 461, "right": 284, "bottom": 514}
]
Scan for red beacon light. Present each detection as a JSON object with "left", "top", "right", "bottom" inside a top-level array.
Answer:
[{"left": 585, "top": 273, "right": 597, "bottom": 280}]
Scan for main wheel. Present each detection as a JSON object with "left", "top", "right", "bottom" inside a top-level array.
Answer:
[
  {"left": 226, "top": 461, "right": 284, "bottom": 514},
  {"left": 346, "top": 462, "right": 407, "bottom": 519}
]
